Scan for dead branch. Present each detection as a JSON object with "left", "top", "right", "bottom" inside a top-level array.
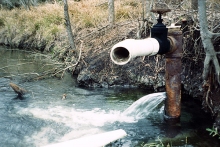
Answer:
[
  {"left": 211, "top": 32, "right": 220, "bottom": 38},
  {"left": 9, "top": 83, "right": 27, "bottom": 96},
  {"left": 52, "top": 41, "right": 83, "bottom": 76}
]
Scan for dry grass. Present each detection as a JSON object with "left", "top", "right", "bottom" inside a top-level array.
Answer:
[
  {"left": 0, "top": 3, "right": 64, "bottom": 48},
  {"left": 0, "top": 0, "right": 143, "bottom": 52},
  {"left": 67, "top": 0, "right": 143, "bottom": 28},
  {"left": 0, "top": 0, "right": 143, "bottom": 31}
]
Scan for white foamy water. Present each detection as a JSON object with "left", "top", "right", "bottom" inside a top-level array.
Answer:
[
  {"left": 18, "top": 105, "right": 136, "bottom": 129},
  {"left": 17, "top": 92, "right": 166, "bottom": 130}
]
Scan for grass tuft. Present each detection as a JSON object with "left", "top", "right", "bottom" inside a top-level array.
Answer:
[{"left": 0, "top": 18, "right": 5, "bottom": 27}]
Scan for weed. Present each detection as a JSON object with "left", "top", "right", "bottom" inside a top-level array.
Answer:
[
  {"left": 206, "top": 126, "right": 220, "bottom": 139},
  {"left": 43, "top": 15, "right": 63, "bottom": 26},
  {"left": 50, "top": 26, "right": 60, "bottom": 36},
  {"left": 116, "top": 9, "right": 130, "bottom": 20},
  {"left": 141, "top": 136, "right": 165, "bottom": 147},
  {"left": 124, "top": 1, "right": 139, "bottom": 7},
  {"left": 34, "top": 22, "right": 42, "bottom": 31}
]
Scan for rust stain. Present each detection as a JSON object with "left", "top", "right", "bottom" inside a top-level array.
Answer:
[{"left": 164, "top": 29, "right": 182, "bottom": 120}]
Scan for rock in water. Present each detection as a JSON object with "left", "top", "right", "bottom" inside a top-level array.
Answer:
[
  {"left": 9, "top": 83, "right": 27, "bottom": 96},
  {"left": 62, "top": 94, "right": 66, "bottom": 100}
]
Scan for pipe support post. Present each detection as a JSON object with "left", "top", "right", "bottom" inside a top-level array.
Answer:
[{"left": 164, "top": 28, "right": 182, "bottom": 122}]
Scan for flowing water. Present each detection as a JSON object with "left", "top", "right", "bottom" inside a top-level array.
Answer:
[{"left": 0, "top": 47, "right": 220, "bottom": 147}]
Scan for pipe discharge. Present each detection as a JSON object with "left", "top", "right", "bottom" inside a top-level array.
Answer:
[{"left": 110, "top": 38, "right": 160, "bottom": 65}]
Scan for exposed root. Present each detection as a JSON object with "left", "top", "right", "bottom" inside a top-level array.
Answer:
[{"left": 203, "top": 81, "right": 214, "bottom": 114}]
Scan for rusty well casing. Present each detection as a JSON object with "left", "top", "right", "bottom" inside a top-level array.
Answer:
[{"left": 164, "top": 28, "right": 182, "bottom": 122}]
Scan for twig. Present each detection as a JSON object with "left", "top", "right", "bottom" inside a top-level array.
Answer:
[
  {"left": 52, "top": 41, "right": 83, "bottom": 76},
  {"left": 211, "top": 32, "right": 220, "bottom": 38}
]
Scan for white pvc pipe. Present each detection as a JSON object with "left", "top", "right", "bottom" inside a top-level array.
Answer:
[
  {"left": 110, "top": 38, "right": 160, "bottom": 65},
  {"left": 42, "top": 129, "right": 127, "bottom": 147}
]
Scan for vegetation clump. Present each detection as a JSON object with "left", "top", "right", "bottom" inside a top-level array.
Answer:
[{"left": 0, "top": 18, "right": 5, "bottom": 28}]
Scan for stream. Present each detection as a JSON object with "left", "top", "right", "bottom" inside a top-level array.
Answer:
[{"left": 0, "top": 47, "right": 220, "bottom": 147}]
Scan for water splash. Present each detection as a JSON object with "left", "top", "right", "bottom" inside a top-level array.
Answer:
[
  {"left": 122, "top": 92, "right": 166, "bottom": 120},
  {"left": 21, "top": 92, "right": 166, "bottom": 129}
]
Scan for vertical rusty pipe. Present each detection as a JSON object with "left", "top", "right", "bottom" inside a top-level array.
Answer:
[{"left": 164, "top": 28, "right": 182, "bottom": 123}]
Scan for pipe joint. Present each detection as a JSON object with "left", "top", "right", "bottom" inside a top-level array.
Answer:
[{"left": 166, "top": 30, "right": 183, "bottom": 58}]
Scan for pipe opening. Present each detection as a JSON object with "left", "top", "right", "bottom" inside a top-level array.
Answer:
[{"left": 112, "top": 47, "right": 130, "bottom": 62}]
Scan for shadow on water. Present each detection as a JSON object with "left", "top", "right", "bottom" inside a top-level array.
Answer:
[
  {"left": 13, "top": 95, "right": 26, "bottom": 100},
  {"left": 0, "top": 46, "right": 220, "bottom": 147}
]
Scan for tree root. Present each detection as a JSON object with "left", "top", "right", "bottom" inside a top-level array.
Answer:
[{"left": 203, "top": 81, "right": 214, "bottom": 114}]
